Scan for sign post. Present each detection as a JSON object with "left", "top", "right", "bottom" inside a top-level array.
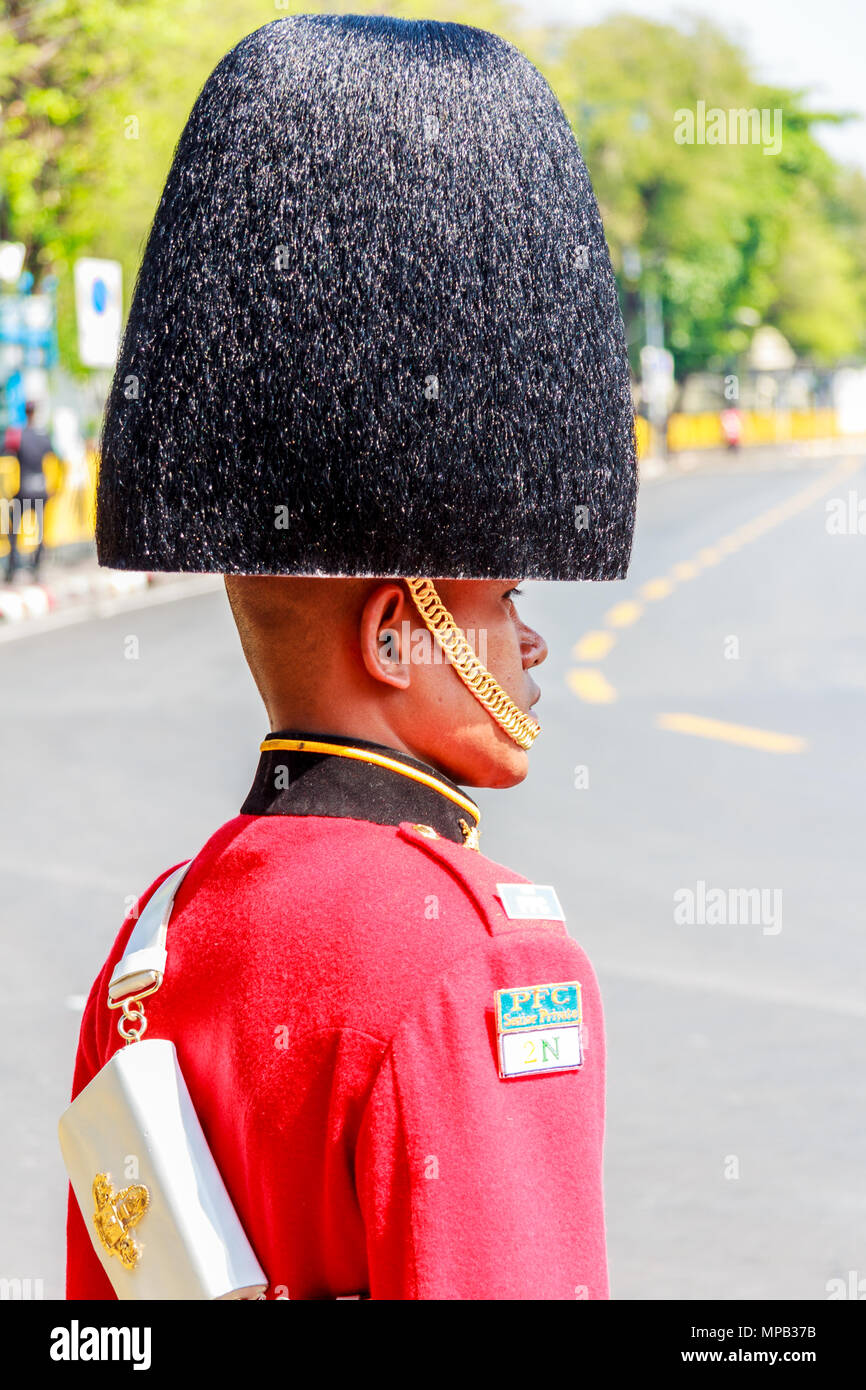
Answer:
[{"left": 74, "top": 259, "right": 123, "bottom": 369}]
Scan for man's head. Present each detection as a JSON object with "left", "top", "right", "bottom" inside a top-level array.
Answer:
[
  {"left": 24, "top": 401, "right": 36, "bottom": 424},
  {"left": 224, "top": 576, "right": 547, "bottom": 789}
]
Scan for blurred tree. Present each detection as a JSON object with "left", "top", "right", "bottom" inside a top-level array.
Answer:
[
  {"left": 542, "top": 14, "right": 866, "bottom": 373},
  {"left": 0, "top": 0, "right": 325, "bottom": 370},
  {"left": 2, "top": 0, "right": 185, "bottom": 368},
  {"left": 1, "top": 2, "right": 864, "bottom": 376}
]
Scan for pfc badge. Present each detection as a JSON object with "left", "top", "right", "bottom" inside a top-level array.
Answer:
[{"left": 494, "top": 981, "right": 583, "bottom": 1080}]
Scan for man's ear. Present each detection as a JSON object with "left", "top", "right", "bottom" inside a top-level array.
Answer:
[{"left": 359, "top": 582, "right": 412, "bottom": 690}]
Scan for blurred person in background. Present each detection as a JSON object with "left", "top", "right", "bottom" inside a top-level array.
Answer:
[
  {"left": 720, "top": 406, "right": 743, "bottom": 450},
  {"left": 3, "top": 399, "right": 54, "bottom": 582}
]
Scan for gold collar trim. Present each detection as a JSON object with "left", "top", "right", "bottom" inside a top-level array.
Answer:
[{"left": 259, "top": 737, "right": 481, "bottom": 826}]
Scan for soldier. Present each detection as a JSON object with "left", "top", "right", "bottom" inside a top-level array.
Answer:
[
  {"left": 65, "top": 14, "right": 637, "bottom": 1299},
  {"left": 3, "top": 400, "right": 54, "bottom": 582}
]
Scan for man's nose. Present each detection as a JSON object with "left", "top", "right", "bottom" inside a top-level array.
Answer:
[{"left": 521, "top": 625, "right": 548, "bottom": 670}]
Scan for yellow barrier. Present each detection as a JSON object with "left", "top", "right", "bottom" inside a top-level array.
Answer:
[
  {"left": 634, "top": 415, "right": 651, "bottom": 460},
  {"left": 665, "top": 408, "right": 851, "bottom": 452},
  {"left": 666, "top": 412, "right": 725, "bottom": 451},
  {"left": 0, "top": 449, "right": 97, "bottom": 560},
  {"left": 1, "top": 406, "right": 860, "bottom": 564}
]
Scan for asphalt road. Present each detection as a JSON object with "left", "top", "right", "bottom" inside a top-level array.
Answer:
[{"left": 1, "top": 449, "right": 864, "bottom": 1300}]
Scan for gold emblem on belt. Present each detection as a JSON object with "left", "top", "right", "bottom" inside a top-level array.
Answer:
[{"left": 92, "top": 1172, "right": 150, "bottom": 1269}]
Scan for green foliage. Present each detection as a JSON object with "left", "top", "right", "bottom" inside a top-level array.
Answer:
[
  {"left": 1, "top": 1, "right": 864, "bottom": 376},
  {"left": 541, "top": 14, "right": 866, "bottom": 372},
  {"left": 1, "top": 0, "right": 314, "bottom": 370}
]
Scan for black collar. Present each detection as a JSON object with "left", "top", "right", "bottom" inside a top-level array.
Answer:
[{"left": 240, "top": 729, "right": 481, "bottom": 847}]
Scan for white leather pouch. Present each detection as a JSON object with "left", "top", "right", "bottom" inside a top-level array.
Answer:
[{"left": 59, "top": 862, "right": 268, "bottom": 1300}]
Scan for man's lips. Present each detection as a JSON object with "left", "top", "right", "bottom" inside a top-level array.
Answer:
[{"left": 529, "top": 684, "right": 541, "bottom": 711}]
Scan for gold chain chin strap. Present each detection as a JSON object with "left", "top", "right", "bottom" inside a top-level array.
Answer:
[{"left": 405, "top": 578, "right": 541, "bottom": 751}]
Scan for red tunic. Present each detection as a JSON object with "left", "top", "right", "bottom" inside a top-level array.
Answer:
[{"left": 65, "top": 736, "right": 608, "bottom": 1300}]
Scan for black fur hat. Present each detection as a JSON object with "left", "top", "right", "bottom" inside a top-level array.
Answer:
[{"left": 96, "top": 14, "right": 637, "bottom": 579}]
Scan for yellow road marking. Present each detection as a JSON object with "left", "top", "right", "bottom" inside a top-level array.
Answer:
[
  {"left": 671, "top": 561, "right": 698, "bottom": 580},
  {"left": 567, "top": 454, "right": 863, "bottom": 706},
  {"left": 733, "top": 522, "right": 768, "bottom": 542},
  {"left": 572, "top": 630, "right": 616, "bottom": 661},
  {"left": 566, "top": 668, "right": 617, "bottom": 704},
  {"left": 605, "top": 600, "right": 643, "bottom": 628},
  {"left": 657, "top": 712, "right": 806, "bottom": 754},
  {"left": 640, "top": 577, "right": 674, "bottom": 600}
]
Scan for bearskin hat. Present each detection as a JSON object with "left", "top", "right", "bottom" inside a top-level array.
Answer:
[{"left": 96, "top": 14, "right": 637, "bottom": 579}]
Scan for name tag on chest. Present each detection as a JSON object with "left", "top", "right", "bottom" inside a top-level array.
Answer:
[
  {"left": 496, "top": 883, "right": 565, "bottom": 921},
  {"left": 494, "top": 981, "right": 583, "bottom": 1079}
]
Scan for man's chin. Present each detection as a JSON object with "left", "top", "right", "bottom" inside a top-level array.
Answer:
[{"left": 458, "top": 747, "right": 530, "bottom": 790}]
